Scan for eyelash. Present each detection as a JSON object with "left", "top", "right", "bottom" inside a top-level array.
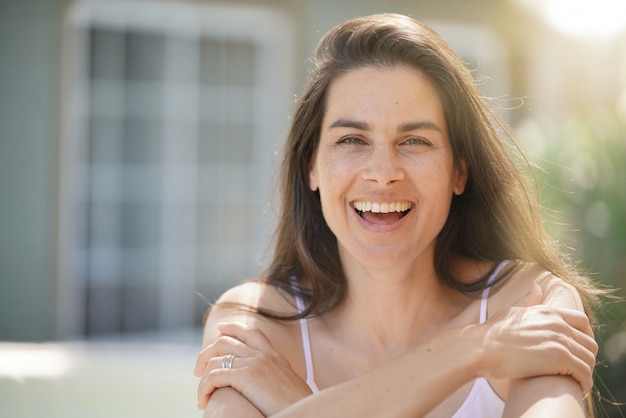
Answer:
[
  {"left": 402, "top": 137, "right": 431, "bottom": 146},
  {"left": 336, "top": 136, "right": 431, "bottom": 146},
  {"left": 337, "top": 135, "right": 366, "bottom": 145}
]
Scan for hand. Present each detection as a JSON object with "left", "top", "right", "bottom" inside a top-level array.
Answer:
[
  {"left": 478, "top": 285, "right": 598, "bottom": 393},
  {"left": 194, "top": 322, "right": 313, "bottom": 415}
]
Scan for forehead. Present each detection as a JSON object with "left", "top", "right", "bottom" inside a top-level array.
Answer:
[{"left": 322, "top": 66, "right": 445, "bottom": 129}]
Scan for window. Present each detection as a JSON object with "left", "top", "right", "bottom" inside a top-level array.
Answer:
[{"left": 58, "top": 0, "right": 292, "bottom": 337}]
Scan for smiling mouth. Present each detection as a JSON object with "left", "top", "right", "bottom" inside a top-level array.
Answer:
[{"left": 352, "top": 200, "right": 412, "bottom": 222}]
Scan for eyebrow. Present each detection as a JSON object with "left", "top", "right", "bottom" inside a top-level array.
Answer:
[
  {"left": 327, "top": 118, "right": 442, "bottom": 133},
  {"left": 397, "top": 121, "right": 443, "bottom": 133},
  {"left": 328, "top": 118, "right": 372, "bottom": 131}
]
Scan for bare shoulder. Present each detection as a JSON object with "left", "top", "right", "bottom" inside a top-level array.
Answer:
[
  {"left": 211, "top": 279, "right": 297, "bottom": 313},
  {"left": 492, "top": 263, "right": 585, "bottom": 313},
  {"left": 202, "top": 280, "right": 300, "bottom": 347},
  {"left": 532, "top": 268, "right": 585, "bottom": 311}
]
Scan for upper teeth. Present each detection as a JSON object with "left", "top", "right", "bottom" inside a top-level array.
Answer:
[{"left": 353, "top": 201, "right": 412, "bottom": 213}]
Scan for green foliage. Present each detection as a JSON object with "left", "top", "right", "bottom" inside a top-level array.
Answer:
[{"left": 518, "top": 110, "right": 626, "bottom": 416}]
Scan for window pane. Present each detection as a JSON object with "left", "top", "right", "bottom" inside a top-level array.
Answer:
[
  {"left": 126, "top": 32, "right": 164, "bottom": 81},
  {"left": 90, "top": 29, "right": 125, "bottom": 80}
]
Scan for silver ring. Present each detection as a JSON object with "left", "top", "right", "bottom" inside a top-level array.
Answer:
[{"left": 221, "top": 354, "right": 235, "bottom": 369}]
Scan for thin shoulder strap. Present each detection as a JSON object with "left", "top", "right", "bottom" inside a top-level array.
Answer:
[
  {"left": 289, "top": 278, "right": 319, "bottom": 393},
  {"left": 479, "top": 260, "right": 510, "bottom": 324}
]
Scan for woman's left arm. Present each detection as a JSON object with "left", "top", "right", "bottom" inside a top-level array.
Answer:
[
  {"left": 503, "top": 277, "right": 596, "bottom": 417},
  {"left": 504, "top": 376, "right": 587, "bottom": 418}
]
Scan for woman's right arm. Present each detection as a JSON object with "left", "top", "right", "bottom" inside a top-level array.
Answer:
[
  {"left": 203, "top": 387, "right": 265, "bottom": 418},
  {"left": 199, "top": 307, "right": 266, "bottom": 418}
]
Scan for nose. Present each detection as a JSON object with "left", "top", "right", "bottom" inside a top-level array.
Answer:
[{"left": 361, "top": 144, "right": 405, "bottom": 185}]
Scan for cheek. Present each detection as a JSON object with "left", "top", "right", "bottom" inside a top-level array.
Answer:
[
  {"left": 418, "top": 162, "right": 457, "bottom": 204},
  {"left": 314, "top": 158, "right": 352, "bottom": 211},
  {"left": 311, "top": 156, "right": 342, "bottom": 191}
]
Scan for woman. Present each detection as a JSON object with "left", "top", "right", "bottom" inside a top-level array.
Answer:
[{"left": 194, "top": 13, "right": 600, "bottom": 417}]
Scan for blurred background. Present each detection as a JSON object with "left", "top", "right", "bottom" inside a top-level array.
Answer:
[{"left": 1, "top": 0, "right": 624, "bottom": 416}]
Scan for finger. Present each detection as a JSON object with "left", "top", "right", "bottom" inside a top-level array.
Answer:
[
  {"left": 194, "top": 345, "right": 221, "bottom": 377},
  {"left": 197, "top": 372, "right": 216, "bottom": 410},
  {"left": 562, "top": 356, "right": 594, "bottom": 395},
  {"left": 544, "top": 309, "right": 597, "bottom": 356},
  {"left": 197, "top": 357, "right": 256, "bottom": 410},
  {"left": 194, "top": 347, "right": 213, "bottom": 377},
  {"left": 567, "top": 332, "right": 597, "bottom": 381},
  {"left": 197, "top": 367, "right": 218, "bottom": 409},
  {"left": 544, "top": 329, "right": 596, "bottom": 394},
  {"left": 546, "top": 314, "right": 598, "bottom": 369},
  {"left": 197, "top": 356, "right": 246, "bottom": 409},
  {"left": 557, "top": 308, "right": 595, "bottom": 339},
  {"left": 572, "top": 327, "right": 599, "bottom": 358},
  {"left": 567, "top": 354, "right": 595, "bottom": 395},
  {"left": 197, "top": 368, "right": 227, "bottom": 410},
  {"left": 514, "top": 284, "right": 543, "bottom": 308},
  {"left": 194, "top": 350, "right": 209, "bottom": 376},
  {"left": 194, "top": 335, "right": 255, "bottom": 376}
]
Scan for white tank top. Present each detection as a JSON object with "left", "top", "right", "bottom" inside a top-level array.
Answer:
[{"left": 291, "top": 261, "right": 508, "bottom": 417}]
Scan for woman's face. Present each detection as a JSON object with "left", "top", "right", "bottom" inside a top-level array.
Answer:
[{"left": 309, "top": 66, "right": 467, "bottom": 269}]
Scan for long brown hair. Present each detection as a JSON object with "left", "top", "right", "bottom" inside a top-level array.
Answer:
[{"left": 260, "top": 13, "right": 600, "bottom": 320}]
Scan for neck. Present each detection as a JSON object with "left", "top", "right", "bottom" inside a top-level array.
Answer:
[{"left": 326, "top": 253, "right": 469, "bottom": 356}]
